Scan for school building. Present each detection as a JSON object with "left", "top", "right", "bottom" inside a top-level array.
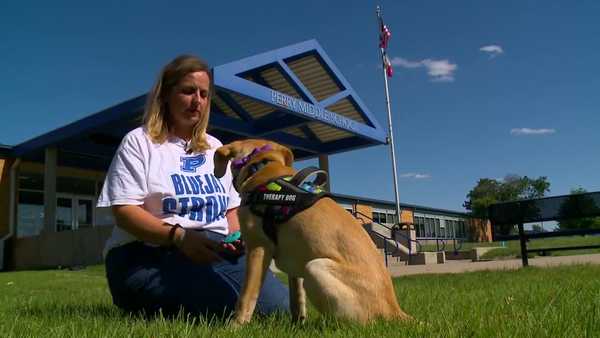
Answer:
[{"left": 0, "top": 40, "right": 491, "bottom": 270}]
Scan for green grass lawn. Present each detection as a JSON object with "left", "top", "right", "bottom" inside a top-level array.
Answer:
[
  {"left": 420, "top": 236, "right": 600, "bottom": 260},
  {"left": 1, "top": 264, "right": 599, "bottom": 337},
  {"left": 480, "top": 236, "right": 600, "bottom": 260},
  {"left": 420, "top": 238, "right": 519, "bottom": 253}
]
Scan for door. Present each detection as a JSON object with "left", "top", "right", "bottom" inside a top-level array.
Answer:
[
  {"left": 76, "top": 198, "right": 94, "bottom": 229},
  {"left": 56, "top": 195, "right": 95, "bottom": 231},
  {"left": 56, "top": 196, "right": 73, "bottom": 232}
]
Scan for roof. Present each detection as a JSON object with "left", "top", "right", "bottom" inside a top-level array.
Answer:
[
  {"left": 11, "top": 40, "right": 386, "bottom": 170},
  {"left": 331, "top": 192, "right": 470, "bottom": 218},
  {"left": 0, "top": 144, "right": 13, "bottom": 157}
]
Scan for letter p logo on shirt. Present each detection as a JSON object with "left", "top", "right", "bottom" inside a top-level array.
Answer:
[{"left": 180, "top": 154, "right": 206, "bottom": 173}]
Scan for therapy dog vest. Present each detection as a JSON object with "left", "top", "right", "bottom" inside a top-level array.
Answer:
[{"left": 241, "top": 166, "right": 330, "bottom": 244}]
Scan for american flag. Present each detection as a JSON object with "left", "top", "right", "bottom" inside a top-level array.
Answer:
[
  {"left": 384, "top": 54, "right": 393, "bottom": 77},
  {"left": 379, "top": 22, "right": 391, "bottom": 49},
  {"left": 378, "top": 16, "right": 393, "bottom": 77}
]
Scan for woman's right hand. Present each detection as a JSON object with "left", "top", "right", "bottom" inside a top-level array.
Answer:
[
  {"left": 111, "top": 205, "right": 225, "bottom": 264},
  {"left": 176, "top": 228, "right": 223, "bottom": 264}
]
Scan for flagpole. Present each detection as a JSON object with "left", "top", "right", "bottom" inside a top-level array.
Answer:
[{"left": 376, "top": 6, "right": 402, "bottom": 226}]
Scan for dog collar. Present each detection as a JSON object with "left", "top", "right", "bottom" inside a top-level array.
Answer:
[{"left": 232, "top": 144, "right": 273, "bottom": 170}]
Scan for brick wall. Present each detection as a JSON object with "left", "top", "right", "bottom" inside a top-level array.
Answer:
[
  {"left": 468, "top": 218, "right": 492, "bottom": 242},
  {"left": 0, "top": 158, "right": 14, "bottom": 237},
  {"left": 354, "top": 204, "right": 373, "bottom": 224}
]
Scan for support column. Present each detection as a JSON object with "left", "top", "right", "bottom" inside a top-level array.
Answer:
[
  {"left": 318, "top": 154, "right": 331, "bottom": 192},
  {"left": 43, "top": 147, "right": 57, "bottom": 233},
  {"left": 518, "top": 223, "right": 529, "bottom": 267}
]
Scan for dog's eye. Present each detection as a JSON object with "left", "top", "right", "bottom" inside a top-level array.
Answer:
[{"left": 247, "top": 159, "right": 271, "bottom": 175}]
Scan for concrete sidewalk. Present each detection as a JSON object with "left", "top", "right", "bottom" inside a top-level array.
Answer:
[{"left": 388, "top": 253, "right": 600, "bottom": 277}]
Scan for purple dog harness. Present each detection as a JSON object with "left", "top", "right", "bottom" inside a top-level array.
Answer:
[{"left": 232, "top": 144, "right": 273, "bottom": 170}]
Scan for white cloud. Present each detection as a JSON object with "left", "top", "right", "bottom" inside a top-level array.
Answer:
[
  {"left": 480, "top": 45, "right": 504, "bottom": 58},
  {"left": 510, "top": 128, "right": 556, "bottom": 135},
  {"left": 388, "top": 57, "right": 457, "bottom": 82},
  {"left": 422, "top": 59, "right": 457, "bottom": 82},
  {"left": 389, "top": 57, "right": 422, "bottom": 68},
  {"left": 400, "top": 172, "right": 431, "bottom": 179}
]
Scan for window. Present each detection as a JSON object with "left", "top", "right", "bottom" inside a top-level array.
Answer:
[
  {"left": 17, "top": 190, "right": 44, "bottom": 237},
  {"left": 78, "top": 199, "right": 93, "bottom": 228},
  {"left": 18, "top": 173, "right": 44, "bottom": 237},
  {"left": 442, "top": 219, "right": 467, "bottom": 239},
  {"left": 449, "top": 220, "right": 457, "bottom": 238},
  {"left": 17, "top": 172, "right": 101, "bottom": 235},
  {"left": 19, "top": 173, "right": 43, "bottom": 190},
  {"left": 458, "top": 220, "right": 466, "bottom": 238},
  {"left": 58, "top": 177, "right": 95, "bottom": 195},
  {"left": 56, "top": 197, "right": 73, "bottom": 232},
  {"left": 56, "top": 195, "right": 96, "bottom": 232},
  {"left": 415, "top": 216, "right": 425, "bottom": 237},
  {"left": 371, "top": 212, "right": 381, "bottom": 223},
  {"left": 424, "top": 218, "right": 432, "bottom": 237},
  {"left": 95, "top": 207, "right": 115, "bottom": 226}
]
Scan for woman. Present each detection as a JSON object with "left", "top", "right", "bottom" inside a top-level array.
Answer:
[{"left": 98, "top": 55, "right": 289, "bottom": 318}]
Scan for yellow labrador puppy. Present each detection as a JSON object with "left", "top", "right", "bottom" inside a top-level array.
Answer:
[{"left": 214, "top": 139, "right": 410, "bottom": 325}]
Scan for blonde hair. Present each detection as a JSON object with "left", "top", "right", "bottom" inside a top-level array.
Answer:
[{"left": 143, "top": 54, "right": 212, "bottom": 153}]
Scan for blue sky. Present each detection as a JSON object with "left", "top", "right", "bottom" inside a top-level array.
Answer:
[{"left": 1, "top": 0, "right": 599, "bottom": 211}]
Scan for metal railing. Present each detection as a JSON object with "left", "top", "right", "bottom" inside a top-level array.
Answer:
[
  {"left": 351, "top": 211, "right": 422, "bottom": 265},
  {"left": 494, "top": 228, "right": 600, "bottom": 266},
  {"left": 415, "top": 236, "right": 464, "bottom": 253},
  {"left": 452, "top": 237, "right": 464, "bottom": 254},
  {"left": 489, "top": 191, "right": 600, "bottom": 267}
]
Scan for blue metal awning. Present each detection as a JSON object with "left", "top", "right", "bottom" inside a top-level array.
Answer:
[{"left": 12, "top": 40, "right": 386, "bottom": 170}]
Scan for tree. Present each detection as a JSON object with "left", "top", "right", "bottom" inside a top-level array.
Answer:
[
  {"left": 464, "top": 175, "right": 550, "bottom": 218},
  {"left": 558, "top": 188, "right": 600, "bottom": 230},
  {"left": 463, "top": 178, "right": 501, "bottom": 219},
  {"left": 463, "top": 175, "right": 551, "bottom": 235}
]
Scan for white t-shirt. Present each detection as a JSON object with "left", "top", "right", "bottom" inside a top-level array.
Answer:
[{"left": 97, "top": 127, "right": 241, "bottom": 255}]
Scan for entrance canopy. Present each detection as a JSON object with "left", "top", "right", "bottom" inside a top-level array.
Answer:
[{"left": 12, "top": 40, "right": 386, "bottom": 170}]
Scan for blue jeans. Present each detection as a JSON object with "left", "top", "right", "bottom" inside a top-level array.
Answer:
[{"left": 105, "top": 231, "right": 289, "bottom": 318}]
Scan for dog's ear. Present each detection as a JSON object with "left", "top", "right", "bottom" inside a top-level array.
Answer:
[
  {"left": 278, "top": 145, "right": 294, "bottom": 167},
  {"left": 214, "top": 145, "right": 234, "bottom": 178}
]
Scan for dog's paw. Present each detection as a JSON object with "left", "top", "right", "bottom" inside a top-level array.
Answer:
[
  {"left": 226, "top": 319, "right": 243, "bottom": 330},
  {"left": 292, "top": 315, "right": 306, "bottom": 325},
  {"left": 227, "top": 315, "right": 249, "bottom": 329},
  {"left": 398, "top": 312, "right": 414, "bottom": 322},
  {"left": 227, "top": 321, "right": 242, "bottom": 330}
]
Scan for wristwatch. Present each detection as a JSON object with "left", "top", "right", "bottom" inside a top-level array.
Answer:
[{"left": 168, "top": 224, "right": 185, "bottom": 248}]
